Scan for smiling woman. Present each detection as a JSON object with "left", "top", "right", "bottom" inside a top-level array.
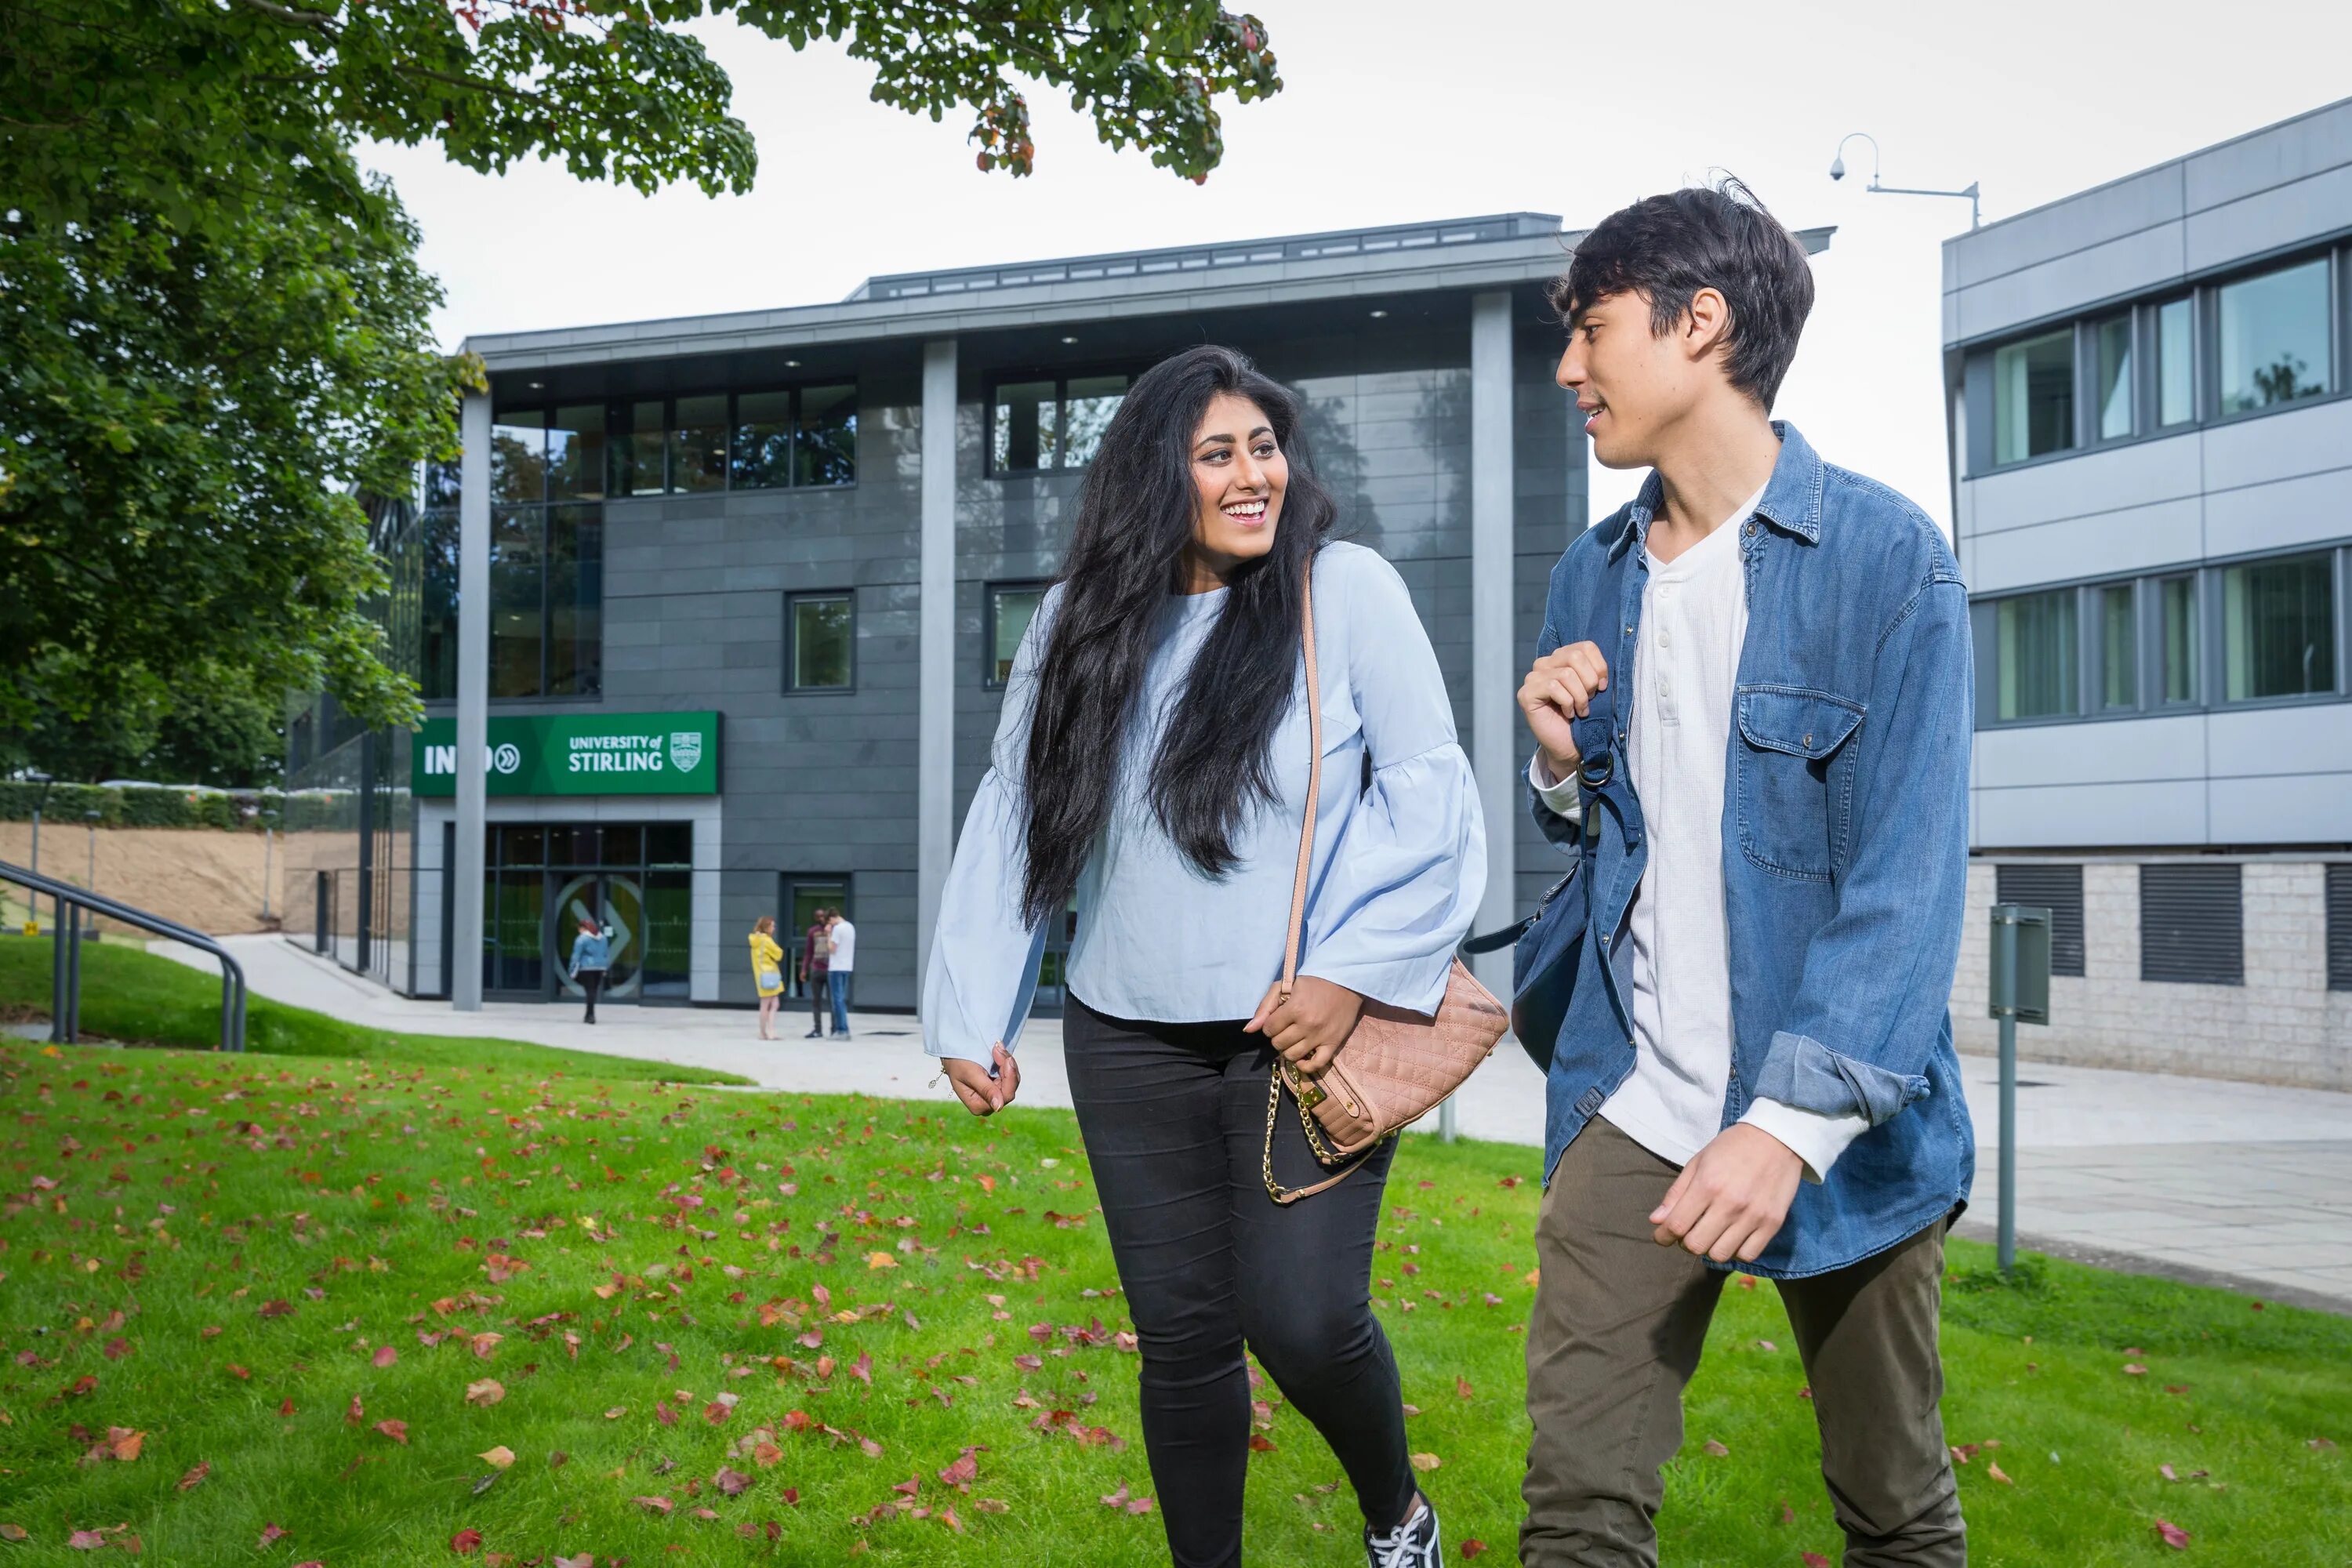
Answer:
[{"left": 917, "top": 343, "right": 1486, "bottom": 1566}]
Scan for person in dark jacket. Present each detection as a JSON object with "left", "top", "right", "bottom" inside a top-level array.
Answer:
[{"left": 802, "top": 907, "right": 832, "bottom": 1038}]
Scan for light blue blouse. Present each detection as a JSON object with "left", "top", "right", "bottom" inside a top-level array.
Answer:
[{"left": 922, "top": 540, "right": 1486, "bottom": 1066}]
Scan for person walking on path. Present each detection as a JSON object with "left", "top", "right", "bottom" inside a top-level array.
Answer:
[
  {"left": 1515, "top": 181, "right": 1973, "bottom": 1566},
  {"left": 568, "top": 916, "right": 611, "bottom": 1025},
  {"left": 802, "top": 907, "right": 833, "bottom": 1039},
  {"left": 749, "top": 916, "right": 786, "bottom": 1040},
  {"left": 923, "top": 345, "right": 1483, "bottom": 1568},
  {"left": 824, "top": 909, "right": 856, "bottom": 1039}
]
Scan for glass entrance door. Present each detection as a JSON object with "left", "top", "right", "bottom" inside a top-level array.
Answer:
[
  {"left": 781, "top": 877, "right": 848, "bottom": 1000},
  {"left": 551, "top": 872, "right": 644, "bottom": 1001}
]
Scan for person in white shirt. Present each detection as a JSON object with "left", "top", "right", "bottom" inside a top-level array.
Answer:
[
  {"left": 1513, "top": 180, "right": 1973, "bottom": 1567},
  {"left": 823, "top": 912, "right": 856, "bottom": 1037}
]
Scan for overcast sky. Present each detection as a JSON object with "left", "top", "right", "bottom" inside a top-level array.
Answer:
[{"left": 363, "top": 0, "right": 2352, "bottom": 532}]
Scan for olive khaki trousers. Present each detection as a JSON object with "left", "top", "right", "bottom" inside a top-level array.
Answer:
[{"left": 1520, "top": 1117, "right": 1965, "bottom": 1566}]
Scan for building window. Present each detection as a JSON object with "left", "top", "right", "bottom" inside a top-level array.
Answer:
[
  {"left": 1995, "top": 588, "right": 2078, "bottom": 720},
  {"left": 732, "top": 390, "right": 794, "bottom": 489},
  {"left": 1995, "top": 863, "right": 2085, "bottom": 978},
  {"left": 1992, "top": 328, "right": 2075, "bottom": 464},
  {"left": 796, "top": 384, "right": 858, "bottom": 488},
  {"left": 2155, "top": 296, "right": 2195, "bottom": 428},
  {"left": 989, "top": 372, "right": 1132, "bottom": 474},
  {"left": 2093, "top": 313, "right": 2132, "bottom": 440},
  {"left": 2327, "top": 865, "right": 2352, "bottom": 993},
  {"left": 2158, "top": 574, "right": 2198, "bottom": 706},
  {"left": 670, "top": 394, "right": 729, "bottom": 493},
  {"left": 2097, "top": 583, "right": 2136, "bottom": 710},
  {"left": 618, "top": 400, "right": 666, "bottom": 495},
  {"left": 787, "top": 592, "right": 855, "bottom": 691},
  {"left": 2140, "top": 862, "right": 2242, "bottom": 986},
  {"left": 419, "top": 504, "right": 460, "bottom": 702},
  {"left": 483, "top": 410, "right": 604, "bottom": 700},
  {"left": 985, "top": 583, "right": 1047, "bottom": 687},
  {"left": 2216, "top": 256, "right": 2331, "bottom": 416},
  {"left": 607, "top": 387, "right": 858, "bottom": 496},
  {"left": 546, "top": 405, "right": 607, "bottom": 500},
  {"left": 2223, "top": 552, "right": 2335, "bottom": 702}
]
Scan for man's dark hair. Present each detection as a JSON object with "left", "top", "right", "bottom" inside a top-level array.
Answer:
[{"left": 1549, "top": 177, "right": 1816, "bottom": 409}]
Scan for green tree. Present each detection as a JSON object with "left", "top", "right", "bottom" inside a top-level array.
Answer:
[{"left": 1, "top": 0, "right": 1282, "bottom": 740}]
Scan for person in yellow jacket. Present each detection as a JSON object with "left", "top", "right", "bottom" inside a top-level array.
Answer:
[{"left": 749, "top": 916, "right": 786, "bottom": 1040}]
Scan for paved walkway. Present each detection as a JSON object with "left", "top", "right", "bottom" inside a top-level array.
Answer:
[{"left": 154, "top": 936, "right": 2352, "bottom": 1313}]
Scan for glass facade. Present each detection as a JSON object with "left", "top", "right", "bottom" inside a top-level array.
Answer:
[
  {"left": 2217, "top": 258, "right": 2331, "bottom": 416},
  {"left": 2094, "top": 314, "right": 2133, "bottom": 440},
  {"left": 2099, "top": 583, "right": 2136, "bottom": 709},
  {"left": 1997, "top": 589, "right": 2078, "bottom": 720},
  {"left": 479, "top": 821, "right": 693, "bottom": 1001},
  {"left": 1993, "top": 328, "right": 2075, "bottom": 464},
  {"left": 989, "top": 372, "right": 1132, "bottom": 474},
  {"left": 2160, "top": 575, "right": 2198, "bottom": 705},
  {"left": 2156, "top": 296, "right": 2195, "bottom": 427},
  {"left": 2223, "top": 553, "right": 2336, "bottom": 701}
]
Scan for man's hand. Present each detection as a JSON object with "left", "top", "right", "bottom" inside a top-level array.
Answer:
[
  {"left": 942, "top": 1044, "right": 1021, "bottom": 1118},
  {"left": 1244, "top": 976, "right": 1364, "bottom": 1077},
  {"left": 1519, "top": 641, "right": 1610, "bottom": 782},
  {"left": 1650, "top": 1123, "right": 1806, "bottom": 1263}
]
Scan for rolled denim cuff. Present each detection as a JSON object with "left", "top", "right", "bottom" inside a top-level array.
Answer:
[{"left": 1754, "top": 1030, "right": 1930, "bottom": 1127}]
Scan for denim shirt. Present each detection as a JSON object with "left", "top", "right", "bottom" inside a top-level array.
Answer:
[
  {"left": 1530, "top": 423, "right": 1975, "bottom": 1278},
  {"left": 569, "top": 931, "right": 612, "bottom": 974}
]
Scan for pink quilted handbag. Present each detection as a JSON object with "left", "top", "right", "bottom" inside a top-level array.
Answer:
[{"left": 1262, "top": 565, "right": 1509, "bottom": 1203}]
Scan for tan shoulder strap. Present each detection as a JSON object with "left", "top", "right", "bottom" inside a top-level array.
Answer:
[{"left": 1279, "top": 564, "right": 1321, "bottom": 1000}]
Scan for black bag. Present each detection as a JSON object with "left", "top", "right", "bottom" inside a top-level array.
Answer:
[{"left": 1460, "top": 853, "right": 1587, "bottom": 1076}]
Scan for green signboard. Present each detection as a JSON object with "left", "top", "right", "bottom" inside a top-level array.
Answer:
[{"left": 412, "top": 712, "right": 720, "bottom": 797}]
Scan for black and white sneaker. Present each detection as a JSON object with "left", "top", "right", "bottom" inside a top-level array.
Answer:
[{"left": 1363, "top": 1495, "right": 1439, "bottom": 1567}]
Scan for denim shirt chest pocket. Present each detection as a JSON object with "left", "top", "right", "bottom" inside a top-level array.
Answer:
[{"left": 1733, "top": 685, "right": 1865, "bottom": 880}]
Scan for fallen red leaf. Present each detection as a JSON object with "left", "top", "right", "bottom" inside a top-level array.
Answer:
[
  {"left": 851, "top": 1351, "right": 873, "bottom": 1386},
  {"left": 176, "top": 1461, "right": 210, "bottom": 1492},
  {"left": 1803, "top": 1554, "right": 1832, "bottom": 1568},
  {"left": 345, "top": 1393, "right": 364, "bottom": 1425},
  {"left": 2155, "top": 1519, "right": 2191, "bottom": 1549},
  {"left": 376, "top": 1419, "right": 409, "bottom": 1445},
  {"left": 1461, "top": 1541, "right": 1488, "bottom": 1559},
  {"left": 450, "top": 1526, "right": 483, "bottom": 1555},
  {"left": 633, "top": 1495, "right": 673, "bottom": 1514},
  {"left": 372, "top": 1345, "right": 398, "bottom": 1369},
  {"left": 68, "top": 1530, "right": 106, "bottom": 1551},
  {"left": 258, "top": 1523, "right": 288, "bottom": 1548},
  {"left": 714, "top": 1467, "right": 753, "bottom": 1497}
]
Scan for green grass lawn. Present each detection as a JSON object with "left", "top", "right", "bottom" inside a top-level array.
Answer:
[
  {"left": 0, "top": 936, "right": 749, "bottom": 1087},
  {"left": 0, "top": 1039, "right": 2343, "bottom": 1566}
]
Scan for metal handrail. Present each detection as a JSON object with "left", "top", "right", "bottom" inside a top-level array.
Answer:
[{"left": 0, "top": 859, "right": 245, "bottom": 1051}]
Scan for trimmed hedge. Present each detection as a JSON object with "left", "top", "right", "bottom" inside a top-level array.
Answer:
[{"left": 0, "top": 782, "right": 349, "bottom": 833}]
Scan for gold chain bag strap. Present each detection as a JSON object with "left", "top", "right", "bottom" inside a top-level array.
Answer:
[{"left": 1261, "top": 563, "right": 1510, "bottom": 1205}]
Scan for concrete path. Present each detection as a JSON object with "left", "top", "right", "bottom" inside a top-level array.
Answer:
[{"left": 153, "top": 935, "right": 2352, "bottom": 1313}]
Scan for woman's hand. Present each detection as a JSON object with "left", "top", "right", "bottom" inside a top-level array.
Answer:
[
  {"left": 1243, "top": 976, "right": 1364, "bottom": 1076},
  {"left": 943, "top": 1044, "right": 1021, "bottom": 1118}
]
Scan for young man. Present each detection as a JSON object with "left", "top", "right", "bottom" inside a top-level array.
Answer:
[
  {"left": 824, "top": 909, "right": 856, "bottom": 1039},
  {"left": 803, "top": 908, "right": 832, "bottom": 1039},
  {"left": 1515, "top": 182, "right": 1973, "bottom": 1566}
]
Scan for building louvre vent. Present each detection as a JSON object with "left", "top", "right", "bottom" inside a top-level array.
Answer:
[
  {"left": 1995, "top": 863, "right": 2085, "bottom": 977},
  {"left": 2140, "top": 863, "right": 2243, "bottom": 986},
  {"left": 2328, "top": 865, "right": 2352, "bottom": 993}
]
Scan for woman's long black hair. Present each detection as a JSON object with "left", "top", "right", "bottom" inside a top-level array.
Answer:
[{"left": 1017, "top": 344, "right": 1336, "bottom": 928}]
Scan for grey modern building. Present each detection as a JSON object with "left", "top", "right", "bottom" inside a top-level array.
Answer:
[
  {"left": 294, "top": 212, "right": 1842, "bottom": 1019},
  {"left": 1942, "top": 95, "right": 2352, "bottom": 1088}
]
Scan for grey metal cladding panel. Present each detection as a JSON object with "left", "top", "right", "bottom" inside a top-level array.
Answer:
[
  {"left": 2183, "top": 98, "right": 2352, "bottom": 213},
  {"left": 1973, "top": 711, "right": 2206, "bottom": 789},
  {"left": 1971, "top": 779, "right": 2208, "bottom": 848},
  {"left": 1962, "top": 428, "right": 2200, "bottom": 532},
  {"left": 1967, "top": 498, "right": 2203, "bottom": 595},
  {"left": 2201, "top": 394, "right": 2352, "bottom": 493},
  {"left": 2183, "top": 163, "right": 2352, "bottom": 274},
  {"left": 1948, "top": 222, "right": 2186, "bottom": 343},
  {"left": 1945, "top": 164, "right": 2184, "bottom": 291}
]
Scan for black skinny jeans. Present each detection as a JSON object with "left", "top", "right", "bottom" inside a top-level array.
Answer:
[
  {"left": 1064, "top": 996, "right": 1416, "bottom": 1568},
  {"left": 578, "top": 969, "right": 603, "bottom": 1022}
]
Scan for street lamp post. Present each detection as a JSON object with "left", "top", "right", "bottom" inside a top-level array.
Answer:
[
  {"left": 83, "top": 809, "right": 100, "bottom": 938},
  {"left": 25, "top": 771, "right": 53, "bottom": 934},
  {"left": 1829, "top": 132, "right": 1982, "bottom": 229}
]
